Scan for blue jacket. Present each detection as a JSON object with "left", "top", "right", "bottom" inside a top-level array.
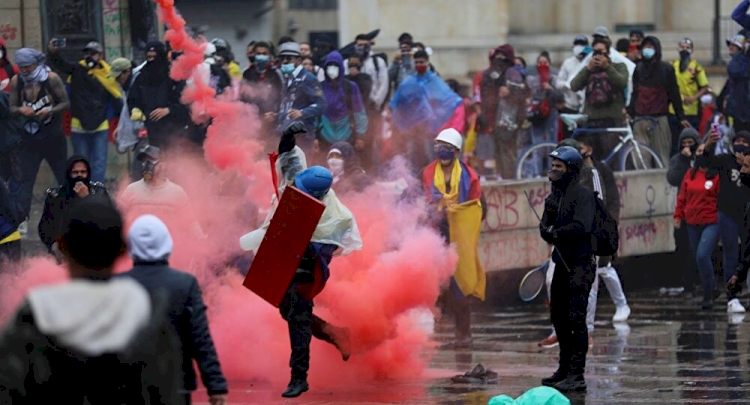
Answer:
[
  {"left": 277, "top": 66, "right": 327, "bottom": 140},
  {"left": 733, "top": 0, "right": 750, "bottom": 29},
  {"left": 727, "top": 51, "right": 750, "bottom": 123}
]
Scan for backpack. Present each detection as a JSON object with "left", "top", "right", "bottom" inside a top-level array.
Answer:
[
  {"left": 585, "top": 71, "right": 614, "bottom": 107},
  {"left": 591, "top": 191, "right": 619, "bottom": 257}
]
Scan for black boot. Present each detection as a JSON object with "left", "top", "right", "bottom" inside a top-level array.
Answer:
[
  {"left": 281, "top": 378, "right": 309, "bottom": 398},
  {"left": 553, "top": 374, "right": 586, "bottom": 392},
  {"left": 541, "top": 370, "right": 567, "bottom": 387}
]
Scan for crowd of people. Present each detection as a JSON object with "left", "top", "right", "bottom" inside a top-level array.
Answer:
[{"left": 4, "top": 0, "right": 750, "bottom": 401}]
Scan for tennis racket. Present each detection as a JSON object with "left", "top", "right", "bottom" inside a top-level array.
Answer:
[{"left": 519, "top": 260, "right": 549, "bottom": 302}]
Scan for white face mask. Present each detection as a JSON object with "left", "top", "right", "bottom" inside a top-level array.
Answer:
[
  {"left": 327, "top": 158, "right": 344, "bottom": 175},
  {"left": 573, "top": 45, "right": 585, "bottom": 57},
  {"left": 326, "top": 65, "right": 340, "bottom": 80},
  {"left": 700, "top": 94, "right": 713, "bottom": 105}
]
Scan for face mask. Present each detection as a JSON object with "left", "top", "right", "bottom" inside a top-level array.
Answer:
[
  {"left": 435, "top": 145, "right": 456, "bottom": 161},
  {"left": 326, "top": 65, "right": 340, "bottom": 80},
  {"left": 679, "top": 49, "right": 691, "bottom": 59},
  {"left": 415, "top": 65, "right": 428, "bottom": 74},
  {"left": 85, "top": 57, "right": 96, "bottom": 68},
  {"left": 642, "top": 48, "right": 656, "bottom": 60},
  {"left": 695, "top": 154, "right": 710, "bottom": 168},
  {"left": 548, "top": 169, "right": 565, "bottom": 182},
  {"left": 355, "top": 45, "right": 371, "bottom": 57},
  {"left": 735, "top": 144, "right": 750, "bottom": 155},
  {"left": 489, "top": 70, "right": 501, "bottom": 80},
  {"left": 248, "top": 55, "right": 255, "bottom": 64},
  {"left": 700, "top": 94, "right": 713, "bottom": 105},
  {"left": 280, "top": 63, "right": 296, "bottom": 75},
  {"left": 741, "top": 172, "right": 750, "bottom": 187},
  {"left": 21, "top": 65, "right": 47, "bottom": 84},
  {"left": 688, "top": 143, "right": 699, "bottom": 155},
  {"left": 327, "top": 158, "right": 344, "bottom": 175},
  {"left": 67, "top": 175, "right": 90, "bottom": 189},
  {"left": 573, "top": 45, "right": 585, "bottom": 56},
  {"left": 254, "top": 55, "right": 269, "bottom": 71}
]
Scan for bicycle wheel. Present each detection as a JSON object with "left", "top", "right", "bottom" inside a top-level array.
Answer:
[
  {"left": 618, "top": 142, "right": 664, "bottom": 171},
  {"left": 518, "top": 261, "right": 549, "bottom": 302},
  {"left": 515, "top": 142, "right": 558, "bottom": 180}
]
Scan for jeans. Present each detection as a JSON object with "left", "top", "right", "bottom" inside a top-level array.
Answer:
[
  {"left": 587, "top": 261, "right": 628, "bottom": 332},
  {"left": 687, "top": 223, "right": 720, "bottom": 302},
  {"left": 8, "top": 128, "right": 67, "bottom": 218},
  {"left": 718, "top": 212, "right": 741, "bottom": 300},
  {"left": 71, "top": 130, "right": 109, "bottom": 183}
]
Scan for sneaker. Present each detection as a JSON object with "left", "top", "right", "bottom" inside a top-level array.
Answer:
[
  {"left": 612, "top": 305, "right": 631, "bottom": 323},
  {"left": 728, "top": 298, "right": 746, "bottom": 314},
  {"left": 729, "top": 313, "right": 746, "bottom": 325},
  {"left": 668, "top": 287, "right": 685, "bottom": 295},
  {"left": 538, "top": 334, "right": 558, "bottom": 348},
  {"left": 541, "top": 370, "right": 567, "bottom": 387},
  {"left": 553, "top": 374, "right": 587, "bottom": 393}
]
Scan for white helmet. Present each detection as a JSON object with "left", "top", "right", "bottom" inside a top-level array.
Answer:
[
  {"left": 203, "top": 43, "right": 216, "bottom": 57},
  {"left": 436, "top": 128, "right": 463, "bottom": 151}
]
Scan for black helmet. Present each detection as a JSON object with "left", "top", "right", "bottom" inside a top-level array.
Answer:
[{"left": 549, "top": 146, "right": 583, "bottom": 173}]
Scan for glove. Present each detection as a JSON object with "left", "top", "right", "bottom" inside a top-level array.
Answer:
[
  {"left": 282, "top": 121, "right": 306, "bottom": 138},
  {"left": 130, "top": 108, "right": 146, "bottom": 122}
]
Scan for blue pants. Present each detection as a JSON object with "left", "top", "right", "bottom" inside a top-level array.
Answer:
[
  {"left": 71, "top": 130, "right": 109, "bottom": 183},
  {"left": 719, "top": 212, "right": 741, "bottom": 300},
  {"left": 687, "top": 223, "right": 720, "bottom": 302}
]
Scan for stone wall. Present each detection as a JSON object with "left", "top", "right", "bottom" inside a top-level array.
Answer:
[{"left": 0, "top": 0, "right": 42, "bottom": 55}]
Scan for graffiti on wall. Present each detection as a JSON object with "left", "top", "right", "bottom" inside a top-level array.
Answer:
[{"left": 0, "top": 23, "right": 18, "bottom": 42}]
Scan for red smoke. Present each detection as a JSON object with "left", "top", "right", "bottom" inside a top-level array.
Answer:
[{"left": 0, "top": 0, "right": 458, "bottom": 397}]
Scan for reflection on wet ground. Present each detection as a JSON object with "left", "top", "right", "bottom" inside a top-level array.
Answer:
[{"left": 193, "top": 290, "right": 750, "bottom": 404}]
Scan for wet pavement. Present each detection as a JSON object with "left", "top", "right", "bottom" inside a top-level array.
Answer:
[{"left": 185, "top": 290, "right": 750, "bottom": 405}]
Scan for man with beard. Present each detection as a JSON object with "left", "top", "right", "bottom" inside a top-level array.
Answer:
[
  {"left": 539, "top": 145, "right": 596, "bottom": 393},
  {"left": 38, "top": 156, "right": 109, "bottom": 260},
  {"left": 669, "top": 38, "right": 708, "bottom": 156},
  {"left": 128, "top": 41, "right": 188, "bottom": 149}
]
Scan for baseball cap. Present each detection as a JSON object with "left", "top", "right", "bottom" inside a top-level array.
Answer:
[
  {"left": 278, "top": 42, "right": 301, "bottom": 57},
  {"left": 727, "top": 34, "right": 746, "bottom": 49},
  {"left": 83, "top": 41, "right": 103, "bottom": 54},
  {"left": 573, "top": 35, "right": 589, "bottom": 46},
  {"left": 136, "top": 144, "right": 161, "bottom": 162},
  {"left": 592, "top": 26, "right": 610, "bottom": 38},
  {"left": 108, "top": 58, "right": 131, "bottom": 78}
]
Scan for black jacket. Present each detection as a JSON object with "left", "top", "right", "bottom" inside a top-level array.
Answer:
[
  {"left": 628, "top": 36, "right": 685, "bottom": 119},
  {"left": 47, "top": 53, "right": 123, "bottom": 131},
  {"left": 738, "top": 203, "right": 750, "bottom": 283},
  {"left": 540, "top": 177, "right": 596, "bottom": 266},
  {"left": 579, "top": 161, "right": 620, "bottom": 220},
  {"left": 0, "top": 296, "right": 184, "bottom": 404},
  {"left": 0, "top": 179, "right": 22, "bottom": 241},
  {"left": 713, "top": 153, "right": 750, "bottom": 221},
  {"left": 119, "top": 263, "right": 228, "bottom": 395},
  {"left": 38, "top": 182, "right": 109, "bottom": 251},
  {"left": 128, "top": 64, "right": 188, "bottom": 138},
  {"left": 241, "top": 66, "right": 283, "bottom": 115}
]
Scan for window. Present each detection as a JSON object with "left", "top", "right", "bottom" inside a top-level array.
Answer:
[{"left": 289, "top": 0, "right": 338, "bottom": 10}]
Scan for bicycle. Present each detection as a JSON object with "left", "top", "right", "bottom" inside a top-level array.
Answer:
[{"left": 514, "top": 114, "right": 664, "bottom": 179}]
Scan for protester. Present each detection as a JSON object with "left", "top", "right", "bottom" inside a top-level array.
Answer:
[
  {"left": 725, "top": 34, "right": 750, "bottom": 133},
  {"left": 705, "top": 129, "right": 749, "bottom": 313},
  {"left": 628, "top": 29, "right": 645, "bottom": 62},
  {"left": 539, "top": 145, "right": 596, "bottom": 393},
  {"left": 327, "top": 141, "right": 370, "bottom": 194},
  {"left": 526, "top": 52, "right": 564, "bottom": 177},
  {"left": 629, "top": 36, "right": 689, "bottom": 167},
  {"left": 299, "top": 41, "right": 325, "bottom": 81},
  {"left": 211, "top": 37, "right": 241, "bottom": 81},
  {"left": 239, "top": 122, "right": 361, "bottom": 398},
  {"left": 582, "top": 26, "right": 636, "bottom": 106},
  {"left": 727, "top": 154, "right": 750, "bottom": 293},
  {"left": 38, "top": 155, "right": 109, "bottom": 257},
  {"left": 0, "top": 39, "right": 18, "bottom": 92},
  {"left": 345, "top": 34, "right": 389, "bottom": 111},
  {"left": 47, "top": 40, "right": 122, "bottom": 183},
  {"left": 0, "top": 198, "right": 183, "bottom": 404},
  {"left": 0, "top": 86, "right": 22, "bottom": 183},
  {"left": 8, "top": 48, "right": 70, "bottom": 221},
  {"left": 0, "top": 178, "right": 22, "bottom": 263},
  {"left": 422, "top": 128, "right": 485, "bottom": 347},
  {"left": 389, "top": 32, "right": 416, "bottom": 88},
  {"left": 121, "top": 215, "right": 228, "bottom": 405},
  {"left": 556, "top": 35, "right": 590, "bottom": 116},
  {"left": 241, "top": 41, "right": 283, "bottom": 145},
  {"left": 670, "top": 38, "right": 708, "bottom": 156},
  {"left": 674, "top": 143, "right": 720, "bottom": 310}
]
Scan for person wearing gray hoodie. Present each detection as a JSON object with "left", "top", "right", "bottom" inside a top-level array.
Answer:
[
  {"left": 0, "top": 198, "right": 183, "bottom": 404},
  {"left": 120, "top": 214, "right": 228, "bottom": 405}
]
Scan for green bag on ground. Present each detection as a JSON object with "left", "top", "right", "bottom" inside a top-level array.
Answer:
[{"left": 488, "top": 386, "right": 570, "bottom": 405}]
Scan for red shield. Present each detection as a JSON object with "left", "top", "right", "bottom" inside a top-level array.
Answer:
[{"left": 242, "top": 186, "right": 325, "bottom": 307}]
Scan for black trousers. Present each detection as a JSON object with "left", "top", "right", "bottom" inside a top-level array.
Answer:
[
  {"left": 279, "top": 281, "right": 337, "bottom": 380},
  {"left": 550, "top": 256, "right": 596, "bottom": 376}
]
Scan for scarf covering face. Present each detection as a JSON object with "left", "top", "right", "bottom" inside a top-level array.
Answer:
[{"left": 15, "top": 48, "right": 49, "bottom": 84}]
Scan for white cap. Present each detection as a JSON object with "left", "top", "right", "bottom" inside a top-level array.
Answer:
[
  {"left": 436, "top": 128, "right": 463, "bottom": 151},
  {"left": 204, "top": 42, "right": 216, "bottom": 57}
]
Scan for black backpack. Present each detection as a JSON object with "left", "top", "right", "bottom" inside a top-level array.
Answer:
[
  {"left": 585, "top": 71, "right": 614, "bottom": 107},
  {"left": 591, "top": 191, "right": 619, "bottom": 257}
]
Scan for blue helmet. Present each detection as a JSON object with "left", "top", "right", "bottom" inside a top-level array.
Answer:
[
  {"left": 549, "top": 146, "right": 583, "bottom": 173},
  {"left": 294, "top": 166, "right": 334, "bottom": 198}
]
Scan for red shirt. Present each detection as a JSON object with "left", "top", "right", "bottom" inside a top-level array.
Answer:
[{"left": 674, "top": 169, "right": 719, "bottom": 225}]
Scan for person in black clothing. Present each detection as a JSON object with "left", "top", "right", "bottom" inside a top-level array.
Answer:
[
  {"left": 0, "top": 179, "right": 23, "bottom": 262},
  {"left": 0, "top": 198, "right": 184, "bottom": 404},
  {"left": 121, "top": 215, "right": 228, "bottom": 405},
  {"left": 665, "top": 127, "right": 701, "bottom": 295},
  {"left": 705, "top": 129, "right": 750, "bottom": 312},
  {"left": 327, "top": 141, "right": 371, "bottom": 195},
  {"left": 128, "top": 41, "right": 188, "bottom": 149},
  {"left": 539, "top": 145, "right": 596, "bottom": 393},
  {"left": 38, "top": 156, "right": 109, "bottom": 258},
  {"left": 727, "top": 153, "right": 750, "bottom": 295},
  {"left": 241, "top": 41, "right": 282, "bottom": 144}
]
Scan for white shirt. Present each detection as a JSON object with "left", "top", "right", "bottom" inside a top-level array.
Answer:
[{"left": 556, "top": 55, "right": 586, "bottom": 111}]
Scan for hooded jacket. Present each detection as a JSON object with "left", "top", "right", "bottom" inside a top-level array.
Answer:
[
  {"left": 38, "top": 156, "right": 109, "bottom": 251},
  {"left": 726, "top": 46, "right": 750, "bottom": 124},
  {"left": 667, "top": 128, "right": 699, "bottom": 189},
  {"left": 710, "top": 132, "right": 750, "bottom": 221},
  {"left": 0, "top": 39, "right": 19, "bottom": 92},
  {"left": 328, "top": 141, "right": 370, "bottom": 194},
  {"left": 320, "top": 51, "right": 368, "bottom": 143},
  {"left": 119, "top": 215, "right": 228, "bottom": 395},
  {"left": 629, "top": 36, "right": 685, "bottom": 119},
  {"left": 0, "top": 278, "right": 184, "bottom": 404}
]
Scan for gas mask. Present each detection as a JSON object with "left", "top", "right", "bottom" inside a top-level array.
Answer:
[
  {"left": 85, "top": 57, "right": 97, "bottom": 69},
  {"left": 141, "top": 160, "right": 159, "bottom": 181}
]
